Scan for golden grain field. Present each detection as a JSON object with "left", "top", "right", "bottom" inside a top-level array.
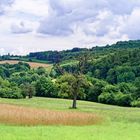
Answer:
[
  {"left": 0, "top": 104, "right": 101, "bottom": 126},
  {"left": 0, "top": 60, "right": 50, "bottom": 68}
]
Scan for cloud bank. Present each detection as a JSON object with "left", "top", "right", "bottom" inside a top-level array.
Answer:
[{"left": 0, "top": 0, "right": 140, "bottom": 55}]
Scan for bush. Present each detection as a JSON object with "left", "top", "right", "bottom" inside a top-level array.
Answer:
[
  {"left": 87, "top": 82, "right": 106, "bottom": 102},
  {"left": 131, "top": 99, "right": 140, "bottom": 107},
  {"left": 115, "top": 93, "right": 132, "bottom": 106},
  {"left": 98, "top": 92, "right": 115, "bottom": 105},
  {"left": 103, "top": 85, "right": 119, "bottom": 93},
  {"left": 0, "top": 87, "right": 23, "bottom": 99},
  {"left": 35, "top": 76, "right": 57, "bottom": 97},
  {"left": 57, "top": 82, "right": 72, "bottom": 99},
  {"left": 36, "top": 67, "right": 47, "bottom": 75},
  {"left": 117, "top": 82, "right": 136, "bottom": 95},
  {"left": 98, "top": 91, "right": 133, "bottom": 107},
  {"left": 11, "top": 91, "right": 23, "bottom": 99}
]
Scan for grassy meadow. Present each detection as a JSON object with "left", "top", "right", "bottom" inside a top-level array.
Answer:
[{"left": 0, "top": 97, "right": 139, "bottom": 140}]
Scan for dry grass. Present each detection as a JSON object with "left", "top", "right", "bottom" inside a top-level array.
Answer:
[
  {"left": 0, "top": 60, "right": 50, "bottom": 68},
  {"left": 0, "top": 104, "right": 102, "bottom": 126}
]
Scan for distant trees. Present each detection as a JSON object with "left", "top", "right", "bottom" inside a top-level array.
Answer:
[
  {"left": 51, "top": 48, "right": 140, "bottom": 107},
  {"left": 134, "top": 78, "right": 140, "bottom": 98},
  {"left": 36, "top": 67, "right": 47, "bottom": 75},
  {"left": 35, "top": 76, "right": 57, "bottom": 98},
  {"left": 87, "top": 49, "right": 140, "bottom": 85},
  {"left": 97, "top": 83, "right": 135, "bottom": 106},
  {"left": 87, "top": 78, "right": 107, "bottom": 102},
  {"left": 0, "top": 77, "right": 23, "bottom": 99},
  {"left": 29, "top": 51, "right": 62, "bottom": 63},
  {"left": 1, "top": 42, "right": 140, "bottom": 107}
]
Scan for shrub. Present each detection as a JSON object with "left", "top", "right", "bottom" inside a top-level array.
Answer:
[
  {"left": 36, "top": 67, "right": 47, "bottom": 75},
  {"left": 98, "top": 92, "right": 115, "bottom": 105},
  {"left": 131, "top": 99, "right": 140, "bottom": 107},
  {"left": 0, "top": 87, "right": 23, "bottom": 99},
  {"left": 11, "top": 91, "right": 23, "bottom": 99},
  {"left": 115, "top": 93, "right": 132, "bottom": 106},
  {"left": 103, "top": 85, "right": 119, "bottom": 93},
  {"left": 35, "top": 76, "right": 57, "bottom": 97},
  {"left": 87, "top": 82, "right": 106, "bottom": 102},
  {"left": 117, "top": 82, "right": 136, "bottom": 94}
]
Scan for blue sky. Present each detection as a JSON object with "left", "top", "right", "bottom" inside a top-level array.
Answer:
[{"left": 0, "top": 0, "right": 140, "bottom": 55}]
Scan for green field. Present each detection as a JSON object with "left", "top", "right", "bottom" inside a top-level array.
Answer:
[{"left": 0, "top": 97, "right": 140, "bottom": 140}]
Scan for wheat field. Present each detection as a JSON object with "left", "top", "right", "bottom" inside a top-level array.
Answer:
[
  {"left": 0, "top": 60, "right": 50, "bottom": 68},
  {"left": 0, "top": 104, "right": 101, "bottom": 126}
]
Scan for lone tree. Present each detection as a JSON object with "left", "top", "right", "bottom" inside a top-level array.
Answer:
[
  {"left": 57, "top": 73, "right": 88, "bottom": 108},
  {"left": 55, "top": 52, "right": 90, "bottom": 108},
  {"left": 20, "top": 83, "right": 36, "bottom": 99}
]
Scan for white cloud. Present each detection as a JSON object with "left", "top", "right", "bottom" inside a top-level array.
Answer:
[
  {"left": 0, "top": 0, "right": 14, "bottom": 14},
  {"left": 10, "top": 0, "right": 49, "bottom": 17},
  {"left": 38, "top": 0, "right": 107, "bottom": 36},
  {"left": 11, "top": 21, "right": 33, "bottom": 34},
  {"left": 108, "top": 0, "right": 140, "bottom": 14},
  {"left": 39, "top": 0, "right": 140, "bottom": 37},
  {"left": 120, "top": 8, "right": 140, "bottom": 39},
  {"left": 0, "top": 0, "right": 140, "bottom": 55}
]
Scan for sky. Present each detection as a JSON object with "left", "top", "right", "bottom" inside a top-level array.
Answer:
[{"left": 0, "top": 0, "right": 140, "bottom": 55}]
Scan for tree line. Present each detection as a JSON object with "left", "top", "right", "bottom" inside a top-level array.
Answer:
[
  {"left": 0, "top": 52, "right": 140, "bottom": 108},
  {"left": 1, "top": 40, "right": 140, "bottom": 108}
]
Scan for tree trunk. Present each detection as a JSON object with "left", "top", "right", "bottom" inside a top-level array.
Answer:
[{"left": 72, "top": 94, "right": 77, "bottom": 109}]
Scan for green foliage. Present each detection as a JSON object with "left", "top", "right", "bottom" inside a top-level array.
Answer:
[
  {"left": 131, "top": 99, "right": 140, "bottom": 107},
  {"left": 86, "top": 78, "right": 107, "bottom": 102},
  {"left": 0, "top": 79, "right": 23, "bottom": 99},
  {"left": 98, "top": 92, "right": 115, "bottom": 105},
  {"left": 116, "top": 66, "right": 135, "bottom": 83},
  {"left": 99, "top": 85, "right": 118, "bottom": 104},
  {"left": 117, "top": 82, "right": 136, "bottom": 95},
  {"left": 1, "top": 40, "right": 140, "bottom": 107},
  {"left": 98, "top": 84, "right": 133, "bottom": 106},
  {"left": 9, "top": 73, "right": 32, "bottom": 85},
  {"left": 56, "top": 81, "right": 72, "bottom": 98},
  {"left": 56, "top": 73, "right": 89, "bottom": 108},
  {"left": 36, "top": 67, "right": 47, "bottom": 75},
  {"left": 35, "top": 76, "right": 57, "bottom": 97},
  {"left": 20, "top": 83, "right": 36, "bottom": 98},
  {"left": 134, "top": 77, "right": 140, "bottom": 98},
  {"left": 56, "top": 73, "right": 88, "bottom": 100},
  {"left": 103, "top": 85, "right": 119, "bottom": 93},
  {"left": 115, "top": 93, "right": 132, "bottom": 106}
]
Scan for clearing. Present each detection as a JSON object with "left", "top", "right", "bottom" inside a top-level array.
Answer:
[{"left": 0, "top": 60, "right": 51, "bottom": 68}]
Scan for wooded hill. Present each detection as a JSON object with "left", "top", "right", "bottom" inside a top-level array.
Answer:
[{"left": 0, "top": 40, "right": 140, "bottom": 107}]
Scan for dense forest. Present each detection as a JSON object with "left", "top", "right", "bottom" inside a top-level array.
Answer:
[{"left": 0, "top": 40, "right": 140, "bottom": 107}]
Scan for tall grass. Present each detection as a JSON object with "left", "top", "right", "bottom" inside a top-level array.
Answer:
[{"left": 0, "top": 104, "right": 101, "bottom": 126}]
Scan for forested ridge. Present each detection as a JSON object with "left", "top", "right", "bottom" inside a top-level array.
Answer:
[
  {"left": 27, "top": 40, "right": 140, "bottom": 62},
  {"left": 1, "top": 40, "right": 140, "bottom": 62},
  {"left": 0, "top": 40, "right": 140, "bottom": 107}
]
